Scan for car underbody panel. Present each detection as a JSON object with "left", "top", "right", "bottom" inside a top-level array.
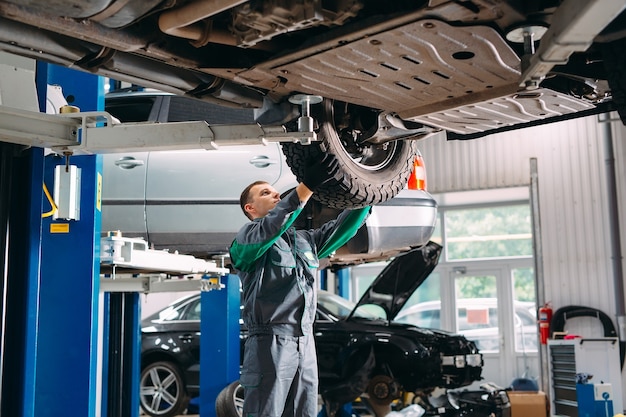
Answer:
[
  {"left": 216, "top": 19, "right": 523, "bottom": 116},
  {"left": 0, "top": 0, "right": 624, "bottom": 142}
]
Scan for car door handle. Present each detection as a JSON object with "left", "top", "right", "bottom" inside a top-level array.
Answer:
[
  {"left": 179, "top": 334, "right": 194, "bottom": 342},
  {"left": 249, "top": 156, "right": 278, "bottom": 168},
  {"left": 114, "top": 157, "right": 145, "bottom": 169}
]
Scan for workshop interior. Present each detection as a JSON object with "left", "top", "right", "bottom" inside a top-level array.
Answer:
[{"left": 1, "top": 1, "right": 626, "bottom": 417}]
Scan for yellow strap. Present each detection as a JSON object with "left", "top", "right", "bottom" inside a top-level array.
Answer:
[{"left": 42, "top": 182, "right": 58, "bottom": 218}]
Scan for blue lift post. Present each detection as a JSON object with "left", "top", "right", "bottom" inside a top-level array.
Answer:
[
  {"left": 336, "top": 268, "right": 351, "bottom": 299},
  {"left": 39, "top": 65, "right": 142, "bottom": 417},
  {"left": 2, "top": 144, "right": 46, "bottom": 417},
  {"left": 200, "top": 274, "right": 242, "bottom": 417},
  {"left": 12, "top": 63, "right": 111, "bottom": 417},
  {"left": 324, "top": 267, "right": 354, "bottom": 417},
  {"left": 0, "top": 62, "right": 105, "bottom": 416},
  {"left": 40, "top": 64, "right": 106, "bottom": 417}
]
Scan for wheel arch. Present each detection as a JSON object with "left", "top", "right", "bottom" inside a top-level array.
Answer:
[{"left": 282, "top": 99, "right": 419, "bottom": 209}]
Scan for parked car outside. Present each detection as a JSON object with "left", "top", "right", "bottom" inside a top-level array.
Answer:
[
  {"left": 139, "top": 242, "right": 483, "bottom": 417},
  {"left": 395, "top": 299, "right": 538, "bottom": 352},
  {"left": 1, "top": 1, "right": 624, "bottom": 208},
  {"left": 101, "top": 90, "right": 437, "bottom": 268}
]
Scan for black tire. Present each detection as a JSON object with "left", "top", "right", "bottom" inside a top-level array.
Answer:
[
  {"left": 282, "top": 99, "right": 419, "bottom": 209},
  {"left": 215, "top": 381, "right": 244, "bottom": 417},
  {"left": 139, "top": 361, "right": 188, "bottom": 417}
]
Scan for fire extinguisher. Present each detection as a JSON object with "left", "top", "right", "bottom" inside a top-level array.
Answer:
[{"left": 538, "top": 302, "right": 553, "bottom": 345}]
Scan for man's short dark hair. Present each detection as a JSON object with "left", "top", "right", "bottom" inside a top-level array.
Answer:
[{"left": 240, "top": 180, "right": 269, "bottom": 220}]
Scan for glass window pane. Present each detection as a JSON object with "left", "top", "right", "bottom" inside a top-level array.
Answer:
[
  {"left": 513, "top": 267, "right": 538, "bottom": 352},
  {"left": 395, "top": 272, "right": 441, "bottom": 328},
  {"left": 183, "top": 299, "right": 201, "bottom": 321},
  {"left": 405, "top": 271, "right": 441, "bottom": 307},
  {"left": 431, "top": 214, "right": 442, "bottom": 246},
  {"left": 105, "top": 96, "right": 157, "bottom": 122},
  {"left": 455, "top": 275, "right": 499, "bottom": 352},
  {"left": 445, "top": 205, "right": 532, "bottom": 260},
  {"left": 351, "top": 262, "right": 387, "bottom": 301}
]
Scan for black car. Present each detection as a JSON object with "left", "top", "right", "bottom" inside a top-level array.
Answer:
[{"left": 139, "top": 242, "right": 483, "bottom": 417}]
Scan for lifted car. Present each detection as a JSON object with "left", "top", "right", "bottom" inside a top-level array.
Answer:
[
  {"left": 102, "top": 89, "right": 437, "bottom": 267},
  {"left": 1, "top": 1, "right": 625, "bottom": 207},
  {"left": 139, "top": 242, "right": 483, "bottom": 417}
]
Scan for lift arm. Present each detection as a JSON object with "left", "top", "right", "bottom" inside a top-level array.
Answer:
[
  {"left": 100, "top": 234, "right": 230, "bottom": 293},
  {"left": 0, "top": 98, "right": 319, "bottom": 153}
]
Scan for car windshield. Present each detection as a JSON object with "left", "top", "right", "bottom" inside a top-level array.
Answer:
[
  {"left": 143, "top": 295, "right": 196, "bottom": 322},
  {"left": 318, "top": 291, "right": 383, "bottom": 320}
]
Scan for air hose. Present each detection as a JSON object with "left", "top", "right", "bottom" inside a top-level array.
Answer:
[{"left": 550, "top": 305, "right": 625, "bottom": 369}]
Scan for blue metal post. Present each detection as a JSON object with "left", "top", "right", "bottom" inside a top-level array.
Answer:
[
  {"left": 34, "top": 153, "right": 103, "bottom": 416},
  {"left": 200, "top": 274, "right": 242, "bottom": 417},
  {"left": 330, "top": 268, "right": 354, "bottom": 417},
  {"left": 336, "top": 268, "right": 351, "bottom": 299},
  {"left": 24, "top": 64, "right": 104, "bottom": 416},
  {"left": 43, "top": 65, "right": 142, "bottom": 417},
  {"left": 319, "top": 268, "right": 328, "bottom": 290},
  {"left": 103, "top": 291, "right": 141, "bottom": 417},
  {"left": 2, "top": 146, "right": 45, "bottom": 417},
  {"left": 45, "top": 64, "right": 105, "bottom": 110}
]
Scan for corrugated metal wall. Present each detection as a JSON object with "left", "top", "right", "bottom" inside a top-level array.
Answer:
[
  {"left": 418, "top": 113, "right": 626, "bottom": 394},
  {"left": 418, "top": 113, "right": 625, "bottom": 330}
]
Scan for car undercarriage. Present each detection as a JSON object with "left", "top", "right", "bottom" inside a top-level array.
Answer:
[{"left": 1, "top": 0, "right": 625, "bottom": 207}]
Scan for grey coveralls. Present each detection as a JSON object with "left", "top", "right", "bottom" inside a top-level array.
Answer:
[{"left": 229, "top": 190, "right": 369, "bottom": 417}]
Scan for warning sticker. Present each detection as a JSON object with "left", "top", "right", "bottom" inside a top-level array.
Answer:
[{"left": 50, "top": 223, "right": 70, "bottom": 233}]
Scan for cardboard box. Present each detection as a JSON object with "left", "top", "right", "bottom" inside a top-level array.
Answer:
[{"left": 507, "top": 391, "right": 548, "bottom": 417}]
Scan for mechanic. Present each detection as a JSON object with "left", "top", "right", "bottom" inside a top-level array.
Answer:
[{"left": 229, "top": 158, "right": 370, "bottom": 417}]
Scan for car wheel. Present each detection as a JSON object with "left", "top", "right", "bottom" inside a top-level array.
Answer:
[
  {"left": 367, "top": 374, "right": 401, "bottom": 406},
  {"left": 282, "top": 99, "right": 419, "bottom": 209},
  {"left": 215, "top": 381, "right": 244, "bottom": 417},
  {"left": 139, "top": 361, "right": 188, "bottom": 417}
]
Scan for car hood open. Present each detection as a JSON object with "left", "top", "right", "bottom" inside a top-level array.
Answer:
[{"left": 349, "top": 241, "right": 442, "bottom": 321}]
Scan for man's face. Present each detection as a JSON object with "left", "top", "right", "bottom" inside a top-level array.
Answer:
[{"left": 245, "top": 183, "right": 281, "bottom": 219}]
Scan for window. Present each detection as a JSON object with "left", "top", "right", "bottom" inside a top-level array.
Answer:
[
  {"left": 513, "top": 267, "right": 537, "bottom": 351},
  {"left": 105, "top": 96, "right": 158, "bottom": 122},
  {"left": 167, "top": 96, "right": 255, "bottom": 124},
  {"left": 184, "top": 299, "right": 202, "bottom": 321},
  {"left": 445, "top": 204, "right": 532, "bottom": 261}
]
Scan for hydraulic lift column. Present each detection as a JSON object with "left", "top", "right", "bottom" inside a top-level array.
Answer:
[{"left": 2, "top": 63, "right": 105, "bottom": 417}]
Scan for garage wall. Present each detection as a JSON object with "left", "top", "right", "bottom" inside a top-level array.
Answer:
[
  {"left": 417, "top": 112, "right": 626, "bottom": 389},
  {"left": 419, "top": 113, "right": 625, "bottom": 316}
]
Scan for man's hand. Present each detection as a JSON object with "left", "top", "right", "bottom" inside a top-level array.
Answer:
[{"left": 302, "top": 156, "right": 338, "bottom": 191}]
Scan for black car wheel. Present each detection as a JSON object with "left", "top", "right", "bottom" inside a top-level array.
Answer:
[
  {"left": 282, "top": 99, "right": 418, "bottom": 209},
  {"left": 139, "top": 361, "right": 188, "bottom": 417},
  {"left": 215, "top": 381, "right": 244, "bottom": 417},
  {"left": 363, "top": 375, "right": 402, "bottom": 417}
]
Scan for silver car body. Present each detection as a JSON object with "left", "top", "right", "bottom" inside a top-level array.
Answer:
[
  {"left": 102, "top": 145, "right": 436, "bottom": 266},
  {"left": 101, "top": 91, "right": 437, "bottom": 266}
]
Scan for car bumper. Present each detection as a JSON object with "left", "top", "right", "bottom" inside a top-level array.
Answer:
[{"left": 333, "top": 189, "right": 437, "bottom": 264}]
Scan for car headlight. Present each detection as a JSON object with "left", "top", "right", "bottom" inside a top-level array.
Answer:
[
  {"left": 441, "top": 355, "right": 466, "bottom": 367},
  {"left": 441, "top": 355, "right": 455, "bottom": 366},
  {"left": 441, "top": 353, "right": 483, "bottom": 367},
  {"left": 466, "top": 353, "right": 483, "bottom": 367},
  {"left": 454, "top": 355, "right": 466, "bottom": 367}
]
